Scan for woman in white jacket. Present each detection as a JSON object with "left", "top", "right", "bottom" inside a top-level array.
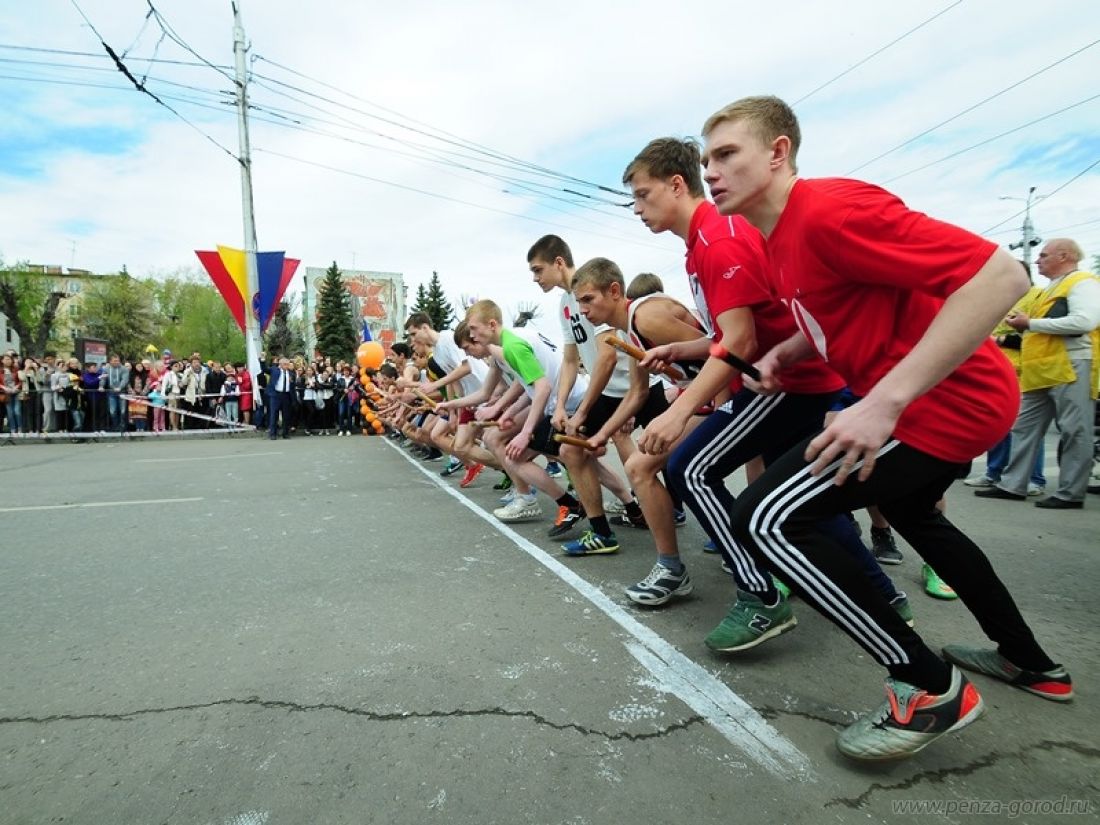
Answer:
[{"left": 160, "top": 361, "right": 183, "bottom": 431}]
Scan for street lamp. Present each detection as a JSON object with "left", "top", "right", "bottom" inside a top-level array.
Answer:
[{"left": 1000, "top": 186, "right": 1044, "bottom": 275}]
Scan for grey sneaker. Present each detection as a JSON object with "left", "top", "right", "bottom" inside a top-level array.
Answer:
[
  {"left": 941, "top": 645, "right": 1073, "bottom": 702},
  {"left": 493, "top": 494, "right": 542, "bottom": 523},
  {"left": 963, "top": 474, "right": 996, "bottom": 488},
  {"left": 626, "top": 563, "right": 693, "bottom": 606},
  {"left": 871, "top": 527, "right": 903, "bottom": 565}
]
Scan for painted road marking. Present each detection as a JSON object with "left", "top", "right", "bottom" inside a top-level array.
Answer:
[
  {"left": 0, "top": 497, "right": 204, "bottom": 513},
  {"left": 385, "top": 440, "right": 813, "bottom": 780},
  {"left": 136, "top": 452, "right": 283, "bottom": 463}
]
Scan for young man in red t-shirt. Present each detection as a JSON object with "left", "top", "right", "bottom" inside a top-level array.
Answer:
[
  {"left": 700, "top": 95, "right": 1072, "bottom": 762},
  {"left": 623, "top": 138, "right": 907, "bottom": 647}
]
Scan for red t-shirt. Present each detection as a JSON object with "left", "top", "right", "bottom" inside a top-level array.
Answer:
[
  {"left": 767, "top": 178, "right": 1018, "bottom": 462},
  {"left": 685, "top": 202, "right": 843, "bottom": 395}
]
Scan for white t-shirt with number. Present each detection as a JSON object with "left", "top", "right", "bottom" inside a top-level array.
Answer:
[{"left": 558, "top": 291, "right": 632, "bottom": 397}]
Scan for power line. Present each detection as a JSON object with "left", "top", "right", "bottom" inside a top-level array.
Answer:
[
  {"left": 0, "top": 42, "right": 231, "bottom": 70},
  {"left": 253, "top": 147, "right": 669, "bottom": 252},
  {"left": 0, "top": 56, "right": 231, "bottom": 98},
  {"left": 848, "top": 37, "right": 1100, "bottom": 175},
  {"left": 249, "top": 56, "right": 630, "bottom": 197},
  {"left": 792, "top": 1, "right": 963, "bottom": 105},
  {"left": 988, "top": 216, "right": 1100, "bottom": 238},
  {"left": 983, "top": 158, "right": 1100, "bottom": 234},
  {"left": 882, "top": 92, "right": 1100, "bottom": 184},
  {"left": 144, "top": 0, "right": 235, "bottom": 83},
  {"left": 242, "top": 91, "right": 636, "bottom": 220},
  {"left": 67, "top": 0, "right": 237, "bottom": 160}
]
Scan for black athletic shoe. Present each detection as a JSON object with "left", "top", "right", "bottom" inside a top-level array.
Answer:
[
  {"left": 871, "top": 527, "right": 903, "bottom": 565},
  {"left": 547, "top": 504, "right": 585, "bottom": 538}
]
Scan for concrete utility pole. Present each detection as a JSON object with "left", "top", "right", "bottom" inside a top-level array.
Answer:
[
  {"left": 1002, "top": 186, "right": 1043, "bottom": 277},
  {"left": 232, "top": 0, "right": 263, "bottom": 397}
]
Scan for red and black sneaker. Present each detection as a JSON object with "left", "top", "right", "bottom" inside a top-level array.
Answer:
[
  {"left": 942, "top": 645, "right": 1073, "bottom": 702},
  {"left": 837, "top": 666, "right": 985, "bottom": 761},
  {"left": 547, "top": 504, "right": 585, "bottom": 538}
]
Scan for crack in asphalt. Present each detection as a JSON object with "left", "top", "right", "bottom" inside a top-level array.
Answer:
[
  {"left": 825, "top": 740, "right": 1100, "bottom": 809},
  {"left": 756, "top": 705, "right": 853, "bottom": 728},
  {"left": 0, "top": 697, "right": 706, "bottom": 743}
]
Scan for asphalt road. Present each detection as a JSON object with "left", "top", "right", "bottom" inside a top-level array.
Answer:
[{"left": 0, "top": 434, "right": 1096, "bottom": 825}]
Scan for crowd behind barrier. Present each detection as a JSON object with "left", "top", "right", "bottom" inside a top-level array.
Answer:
[{"left": 0, "top": 349, "right": 386, "bottom": 439}]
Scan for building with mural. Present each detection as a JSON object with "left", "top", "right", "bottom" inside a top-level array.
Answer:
[{"left": 302, "top": 268, "right": 406, "bottom": 357}]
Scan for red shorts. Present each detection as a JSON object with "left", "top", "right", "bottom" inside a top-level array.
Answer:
[{"left": 458, "top": 407, "right": 476, "bottom": 425}]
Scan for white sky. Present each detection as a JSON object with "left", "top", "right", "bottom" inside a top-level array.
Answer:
[{"left": 2, "top": 0, "right": 1099, "bottom": 344}]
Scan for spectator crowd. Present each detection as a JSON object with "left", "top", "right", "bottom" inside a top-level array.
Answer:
[{"left": 0, "top": 348, "right": 385, "bottom": 438}]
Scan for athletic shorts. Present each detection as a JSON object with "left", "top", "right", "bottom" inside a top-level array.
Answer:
[
  {"left": 530, "top": 413, "right": 563, "bottom": 456},
  {"left": 584, "top": 384, "right": 669, "bottom": 435},
  {"left": 458, "top": 407, "right": 475, "bottom": 425}
]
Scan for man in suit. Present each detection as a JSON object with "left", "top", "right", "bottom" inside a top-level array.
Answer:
[{"left": 267, "top": 357, "right": 296, "bottom": 440}]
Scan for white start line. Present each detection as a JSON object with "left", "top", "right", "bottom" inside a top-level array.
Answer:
[
  {"left": 0, "top": 496, "right": 204, "bottom": 513},
  {"left": 383, "top": 438, "right": 814, "bottom": 781}
]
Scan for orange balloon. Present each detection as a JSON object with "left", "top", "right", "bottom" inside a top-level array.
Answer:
[
  {"left": 356, "top": 342, "right": 384, "bottom": 370},
  {"left": 372, "top": 420, "right": 384, "bottom": 433}
]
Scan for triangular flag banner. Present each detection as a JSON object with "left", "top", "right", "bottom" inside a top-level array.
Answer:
[
  {"left": 361, "top": 321, "right": 372, "bottom": 342},
  {"left": 217, "top": 245, "right": 249, "bottom": 308},
  {"left": 196, "top": 249, "right": 246, "bottom": 331},
  {"left": 196, "top": 247, "right": 300, "bottom": 333},
  {"left": 255, "top": 251, "right": 286, "bottom": 331},
  {"left": 276, "top": 257, "right": 300, "bottom": 328}
]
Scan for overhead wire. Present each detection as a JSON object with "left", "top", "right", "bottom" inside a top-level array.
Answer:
[
  {"left": 242, "top": 92, "right": 636, "bottom": 222},
  {"left": 882, "top": 92, "right": 1100, "bottom": 184},
  {"left": 847, "top": 37, "right": 1100, "bottom": 175},
  {"left": 249, "top": 58, "right": 631, "bottom": 198},
  {"left": 253, "top": 148, "right": 671, "bottom": 252},
  {"left": 67, "top": 0, "right": 238, "bottom": 160},
  {"left": 143, "top": 0, "right": 236, "bottom": 83},
  {"left": 792, "top": 1, "right": 963, "bottom": 105},
  {"left": 982, "top": 158, "right": 1100, "bottom": 234}
]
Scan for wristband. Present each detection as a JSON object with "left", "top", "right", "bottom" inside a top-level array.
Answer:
[{"left": 708, "top": 342, "right": 762, "bottom": 382}]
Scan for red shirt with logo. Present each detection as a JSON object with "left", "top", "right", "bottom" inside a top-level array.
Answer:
[
  {"left": 685, "top": 202, "right": 843, "bottom": 395},
  {"left": 767, "top": 178, "right": 1018, "bottom": 462}
]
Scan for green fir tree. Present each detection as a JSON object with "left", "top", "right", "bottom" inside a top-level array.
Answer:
[
  {"left": 314, "top": 262, "right": 359, "bottom": 361},
  {"left": 411, "top": 271, "right": 455, "bottom": 330},
  {"left": 264, "top": 299, "right": 305, "bottom": 358}
]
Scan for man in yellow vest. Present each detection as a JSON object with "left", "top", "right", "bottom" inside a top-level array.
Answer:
[{"left": 976, "top": 238, "right": 1100, "bottom": 509}]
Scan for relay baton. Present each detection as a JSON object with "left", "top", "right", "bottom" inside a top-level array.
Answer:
[
  {"left": 707, "top": 342, "right": 762, "bottom": 382},
  {"left": 604, "top": 337, "right": 686, "bottom": 382},
  {"left": 552, "top": 433, "right": 597, "bottom": 450}
]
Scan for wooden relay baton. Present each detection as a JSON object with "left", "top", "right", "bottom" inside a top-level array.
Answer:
[
  {"left": 604, "top": 337, "right": 686, "bottom": 382},
  {"left": 552, "top": 433, "right": 597, "bottom": 450}
]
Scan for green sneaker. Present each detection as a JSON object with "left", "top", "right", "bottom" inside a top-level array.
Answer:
[
  {"left": 923, "top": 564, "right": 958, "bottom": 600},
  {"left": 836, "top": 666, "right": 984, "bottom": 761},
  {"left": 562, "top": 530, "right": 619, "bottom": 556},
  {"left": 704, "top": 591, "right": 797, "bottom": 652},
  {"left": 493, "top": 474, "right": 513, "bottom": 491},
  {"left": 771, "top": 574, "right": 792, "bottom": 600},
  {"left": 890, "top": 593, "right": 915, "bottom": 628}
]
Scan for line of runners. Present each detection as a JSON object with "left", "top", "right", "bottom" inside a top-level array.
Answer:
[{"left": 373, "top": 96, "right": 1074, "bottom": 765}]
